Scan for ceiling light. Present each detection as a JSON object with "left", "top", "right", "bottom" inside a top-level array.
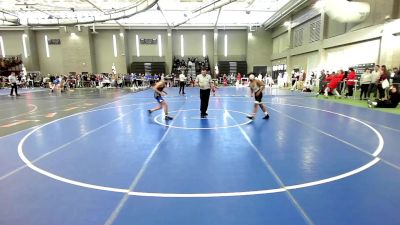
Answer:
[{"left": 70, "top": 32, "right": 78, "bottom": 39}]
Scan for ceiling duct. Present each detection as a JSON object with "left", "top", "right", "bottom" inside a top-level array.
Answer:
[
  {"left": 263, "top": 0, "right": 311, "bottom": 30},
  {"left": 0, "top": 10, "right": 20, "bottom": 25},
  {"left": 323, "top": 0, "right": 370, "bottom": 23},
  {"left": 174, "top": 0, "right": 238, "bottom": 27},
  {"left": 23, "top": 0, "right": 158, "bottom": 26}
]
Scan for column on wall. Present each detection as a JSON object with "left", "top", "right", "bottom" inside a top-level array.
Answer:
[
  {"left": 318, "top": 48, "right": 326, "bottom": 70},
  {"left": 286, "top": 17, "right": 293, "bottom": 83},
  {"left": 119, "top": 28, "right": 130, "bottom": 73},
  {"left": 165, "top": 28, "right": 173, "bottom": 74},
  {"left": 379, "top": 20, "right": 400, "bottom": 67},
  {"left": 23, "top": 28, "right": 40, "bottom": 71},
  {"left": 246, "top": 28, "right": 273, "bottom": 74}
]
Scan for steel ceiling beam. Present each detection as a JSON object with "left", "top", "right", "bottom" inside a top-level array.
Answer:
[
  {"left": 214, "top": 7, "right": 222, "bottom": 28},
  {"left": 157, "top": 3, "right": 171, "bottom": 28},
  {"left": 24, "top": 0, "right": 158, "bottom": 26},
  {"left": 174, "top": 0, "right": 238, "bottom": 27},
  {"left": 84, "top": 0, "right": 124, "bottom": 27}
]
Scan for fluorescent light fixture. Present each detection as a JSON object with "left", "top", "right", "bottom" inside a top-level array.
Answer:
[
  {"left": 0, "top": 36, "right": 5, "bottom": 57},
  {"left": 70, "top": 32, "right": 78, "bottom": 39},
  {"left": 158, "top": 34, "right": 162, "bottom": 57},
  {"left": 112, "top": 34, "right": 118, "bottom": 57},
  {"left": 44, "top": 35, "right": 50, "bottom": 58},
  {"left": 22, "top": 34, "right": 28, "bottom": 58},
  {"left": 135, "top": 34, "right": 140, "bottom": 57},
  {"left": 202, "top": 34, "right": 206, "bottom": 57},
  {"left": 224, "top": 34, "right": 227, "bottom": 57},
  {"left": 180, "top": 34, "right": 184, "bottom": 57}
]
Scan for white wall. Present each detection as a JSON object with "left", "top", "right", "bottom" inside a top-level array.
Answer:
[
  {"left": 217, "top": 29, "right": 247, "bottom": 60},
  {"left": 128, "top": 30, "right": 167, "bottom": 59},
  {"left": 172, "top": 30, "right": 213, "bottom": 58},
  {"left": 93, "top": 30, "right": 127, "bottom": 73},
  {"left": 0, "top": 31, "right": 24, "bottom": 57},
  {"left": 35, "top": 30, "right": 63, "bottom": 75},
  {"left": 325, "top": 39, "right": 380, "bottom": 71}
]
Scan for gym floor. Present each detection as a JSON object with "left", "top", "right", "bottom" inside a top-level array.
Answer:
[{"left": 0, "top": 87, "right": 399, "bottom": 225}]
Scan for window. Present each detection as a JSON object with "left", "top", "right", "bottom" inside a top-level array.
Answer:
[
  {"left": 158, "top": 34, "right": 162, "bottom": 57},
  {"left": 112, "top": 34, "right": 117, "bottom": 57},
  {"left": 0, "top": 36, "right": 5, "bottom": 57},
  {"left": 44, "top": 35, "right": 50, "bottom": 58},
  {"left": 22, "top": 34, "right": 28, "bottom": 58},
  {"left": 180, "top": 34, "right": 184, "bottom": 57},
  {"left": 202, "top": 34, "right": 206, "bottom": 57},
  {"left": 293, "top": 28, "right": 304, "bottom": 47},
  {"left": 310, "top": 20, "right": 321, "bottom": 43},
  {"left": 135, "top": 34, "right": 140, "bottom": 57},
  {"left": 224, "top": 34, "right": 227, "bottom": 57}
]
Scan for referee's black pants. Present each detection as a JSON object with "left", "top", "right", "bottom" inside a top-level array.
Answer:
[
  {"left": 179, "top": 81, "right": 185, "bottom": 94},
  {"left": 10, "top": 83, "right": 18, "bottom": 96},
  {"left": 200, "top": 89, "right": 211, "bottom": 115}
]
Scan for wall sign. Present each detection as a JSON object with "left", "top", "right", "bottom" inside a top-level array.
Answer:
[
  {"left": 140, "top": 38, "right": 158, "bottom": 44},
  {"left": 48, "top": 39, "right": 61, "bottom": 45}
]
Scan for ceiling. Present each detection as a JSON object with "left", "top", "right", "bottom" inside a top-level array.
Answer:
[{"left": 0, "top": 0, "right": 291, "bottom": 27}]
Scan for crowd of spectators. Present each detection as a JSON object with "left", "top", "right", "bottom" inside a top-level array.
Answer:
[
  {"left": 317, "top": 65, "right": 400, "bottom": 100},
  {"left": 0, "top": 56, "right": 22, "bottom": 71},
  {"left": 172, "top": 56, "right": 211, "bottom": 77}
]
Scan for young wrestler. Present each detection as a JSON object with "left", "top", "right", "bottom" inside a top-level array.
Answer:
[
  {"left": 148, "top": 80, "right": 173, "bottom": 120},
  {"left": 247, "top": 73, "right": 270, "bottom": 120}
]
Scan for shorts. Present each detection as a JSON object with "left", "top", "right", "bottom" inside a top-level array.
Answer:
[
  {"left": 254, "top": 92, "right": 263, "bottom": 104},
  {"left": 154, "top": 93, "right": 164, "bottom": 103}
]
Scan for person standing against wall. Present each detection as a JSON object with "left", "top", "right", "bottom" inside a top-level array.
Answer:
[
  {"left": 377, "top": 65, "right": 390, "bottom": 100},
  {"left": 195, "top": 68, "right": 212, "bottom": 118},
  {"left": 8, "top": 72, "right": 20, "bottom": 96},
  {"left": 359, "top": 68, "right": 372, "bottom": 100},
  {"left": 179, "top": 72, "right": 186, "bottom": 95},
  {"left": 346, "top": 68, "right": 356, "bottom": 97},
  {"left": 368, "top": 65, "right": 380, "bottom": 99}
]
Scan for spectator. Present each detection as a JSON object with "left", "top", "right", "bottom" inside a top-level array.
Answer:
[
  {"left": 346, "top": 68, "right": 356, "bottom": 97},
  {"left": 324, "top": 73, "right": 341, "bottom": 98},
  {"left": 368, "top": 85, "right": 399, "bottom": 108},
  {"left": 368, "top": 65, "right": 380, "bottom": 98},
  {"left": 359, "top": 68, "right": 372, "bottom": 100},
  {"left": 392, "top": 67, "right": 400, "bottom": 85},
  {"left": 377, "top": 65, "right": 390, "bottom": 100}
]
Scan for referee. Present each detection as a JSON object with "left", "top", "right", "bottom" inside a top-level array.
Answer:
[
  {"left": 8, "top": 72, "right": 20, "bottom": 96},
  {"left": 195, "top": 68, "right": 212, "bottom": 118}
]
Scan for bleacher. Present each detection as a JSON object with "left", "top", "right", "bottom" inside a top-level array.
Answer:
[
  {"left": 0, "top": 55, "right": 23, "bottom": 77},
  {"left": 130, "top": 62, "right": 166, "bottom": 75},
  {"left": 217, "top": 61, "right": 247, "bottom": 75}
]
